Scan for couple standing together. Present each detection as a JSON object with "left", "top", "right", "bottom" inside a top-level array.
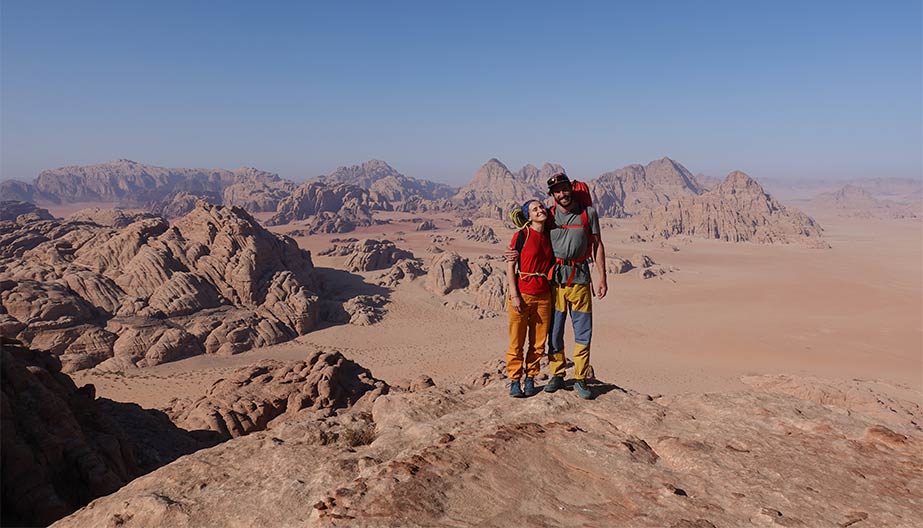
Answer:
[{"left": 505, "top": 172, "right": 607, "bottom": 400}]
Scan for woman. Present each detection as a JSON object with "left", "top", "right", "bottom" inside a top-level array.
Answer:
[{"left": 506, "top": 199, "right": 554, "bottom": 398}]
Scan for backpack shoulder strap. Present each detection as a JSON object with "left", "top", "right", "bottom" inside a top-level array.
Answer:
[{"left": 514, "top": 228, "right": 528, "bottom": 252}]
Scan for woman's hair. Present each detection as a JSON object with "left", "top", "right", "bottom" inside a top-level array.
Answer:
[{"left": 521, "top": 199, "right": 540, "bottom": 222}]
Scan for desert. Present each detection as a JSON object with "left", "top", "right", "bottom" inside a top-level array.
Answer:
[
  {"left": 3, "top": 3, "right": 921, "bottom": 526},
  {"left": 1, "top": 155, "right": 921, "bottom": 527}
]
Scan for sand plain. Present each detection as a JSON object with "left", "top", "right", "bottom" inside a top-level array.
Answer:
[{"left": 66, "top": 205, "right": 922, "bottom": 410}]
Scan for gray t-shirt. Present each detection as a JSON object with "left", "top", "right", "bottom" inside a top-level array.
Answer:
[{"left": 549, "top": 204, "right": 600, "bottom": 285}]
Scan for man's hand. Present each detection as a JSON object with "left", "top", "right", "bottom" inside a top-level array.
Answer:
[
  {"left": 596, "top": 279, "right": 608, "bottom": 299},
  {"left": 504, "top": 248, "right": 519, "bottom": 262}
]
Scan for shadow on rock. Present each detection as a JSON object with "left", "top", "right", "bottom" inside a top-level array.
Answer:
[{"left": 313, "top": 267, "right": 392, "bottom": 329}]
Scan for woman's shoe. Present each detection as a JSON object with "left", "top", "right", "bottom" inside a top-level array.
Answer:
[
  {"left": 523, "top": 377, "right": 538, "bottom": 397},
  {"left": 510, "top": 380, "right": 525, "bottom": 398}
]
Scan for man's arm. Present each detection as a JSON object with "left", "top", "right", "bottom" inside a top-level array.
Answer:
[{"left": 593, "top": 233, "right": 607, "bottom": 299}]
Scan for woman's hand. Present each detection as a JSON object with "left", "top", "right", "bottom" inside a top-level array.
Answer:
[{"left": 510, "top": 294, "right": 523, "bottom": 313}]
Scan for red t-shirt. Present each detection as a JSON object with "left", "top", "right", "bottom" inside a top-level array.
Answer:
[{"left": 508, "top": 227, "right": 554, "bottom": 295}]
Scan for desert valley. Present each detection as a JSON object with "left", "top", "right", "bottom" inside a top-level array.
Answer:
[{"left": 2, "top": 157, "right": 921, "bottom": 527}]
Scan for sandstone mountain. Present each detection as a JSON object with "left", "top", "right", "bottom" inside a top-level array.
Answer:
[
  {"left": 811, "top": 184, "right": 920, "bottom": 219},
  {"left": 514, "top": 162, "right": 567, "bottom": 188},
  {"left": 316, "top": 159, "right": 455, "bottom": 202},
  {"left": 642, "top": 171, "right": 828, "bottom": 246},
  {"left": 0, "top": 179, "right": 60, "bottom": 204},
  {"left": 692, "top": 172, "right": 723, "bottom": 191},
  {"left": 9, "top": 159, "right": 295, "bottom": 215},
  {"left": 0, "top": 202, "right": 327, "bottom": 372},
  {"left": 266, "top": 182, "right": 392, "bottom": 230},
  {"left": 0, "top": 200, "right": 55, "bottom": 222},
  {"left": 454, "top": 159, "right": 546, "bottom": 206},
  {"left": 447, "top": 157, "right": 706, "bottom": 221},
  {"left": 450, "top": 159, "right": 550, "bottom": 219},
  {"left": 51, "top": 355, "right": 922, "bottom": 527},
  {"left": 148, "top": 190, "right": 224, "bottom": 218},
  {"left": 589, "top": 157, "right": 703, "bottom": 218},
  {"left": 850, "top": 176, "right": 923, "bottom": 199}
]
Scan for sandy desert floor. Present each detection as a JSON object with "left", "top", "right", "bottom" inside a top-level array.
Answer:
[{"left": 68, "top": 206, "right": 922, "bottom": 410}]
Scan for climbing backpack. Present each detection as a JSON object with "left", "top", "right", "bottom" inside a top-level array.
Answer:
[{"left": 549, "top": 180, "right": 597, "bottom": 285}]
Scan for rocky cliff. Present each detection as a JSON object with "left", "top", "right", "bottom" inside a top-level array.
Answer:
[
  {"left": 1, "top": 340, "right": 208, "bottom": 527},
  {"left": 50, "top": 358, "right": 922, "bottom": 527},
  {"left": 589, "top": 157, "right": 703, "bottom": 218},
  {"left": 0, "top": 202, "right": 324, "bottom": 371},
  {"left": 266, "top": 181, "right": 392, "bottom": 229},
  {"left": 811, "top": 184, "right": 920, "bottom": 219},
  {"left": 642, "top": 171, "right": 827, "bottom": 246},
  {"left": 317, "top": 159, "right": 455, "bottom": 202},
  {"left": 12, "top": 160, "right": 294, "bottom": 215}
]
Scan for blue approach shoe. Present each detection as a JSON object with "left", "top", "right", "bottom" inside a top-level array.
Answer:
[
  {"left": 523, "top": 377, "right": 538, "bottom": 397},
  {"left": 544, "top": 375, "right": 565, "bottom": 393},
  {"left": 510, "top": 380, "right": 525, "bottom": 398},
  {"left": 574, "top": 379, "right": 593, "bottom": 400}
]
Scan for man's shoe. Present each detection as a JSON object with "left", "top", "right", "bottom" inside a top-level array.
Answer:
[
  {"left": 510, "top": 380, "right": 525, "bottom": 398},
  {"left": 574, "top": 379, "right": 593, "bottom": 400},
  {"left": 523, "top": 377, "right": 538, "bottom": 397},
  {"left": 544, "top": 375, "right": 565, "bottom": 393}
]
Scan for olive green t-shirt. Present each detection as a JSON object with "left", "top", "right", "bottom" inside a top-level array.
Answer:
[{"left": 549, "top": 204, "right": 600, "bottom": 285}]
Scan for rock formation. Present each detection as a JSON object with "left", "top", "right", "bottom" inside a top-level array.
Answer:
[
  {"left": 342, "top": 239, "right": 415, "bottom": 272},
  {"left": 0, "top": 200, "right": 55, "bottom": 222},
  {"left": 452, "top": 159, "right": 546, "bottom": 218},
  {"left": 266, "top": 182, "right": 391, "bottom": 228},
  {"left": 515, "top": 162, "right": 567, "bottom": 188},
  {"left": 67, "top": 207, "right": 160, "bottom": 228},
  {"left": 316, "top": 159, "right": 455, "bottom": 202},
  {"left": 0, "top": 202, "right": 324, "bottom": 371},
  {"left": 1, "top": 339, "right": 207, "bottom": 527},
  {"left": 811, "top": 184, "right": 920, "bottom": 219},
  {"left": 425, "top": 252, "right": 507, "bottom": 314},
  {"left": 394, "top": 196, "right": 454, "bottom": 213},
  {"left": 642, "top": 171, "right": 828, "bottom": 247},
  {"left": 589, "top": 157, "right": 703, "bottom": 218},
  {"left": 220, "top": 168, "right": 296, "bottom": 213},
  {"left": 148, "top": 190, "right": 223, "bottom": 218},
  {"left": 10, "top": 160, "right": 298, "bottom": 215},
  {"left": 454, "top": 224, "right": 500, "bottom": 244},
  {"left": 51, "top": 364, "right": 923, "bottom": 528},
  {"left": 319, "top": 239, "right": 416, "bottom": 273},
  {"left": 168, "top": 351, "right": 387, "bottom": 441},
  {"left": 0, "top": 179, "right": 59, "bottom": 204}
]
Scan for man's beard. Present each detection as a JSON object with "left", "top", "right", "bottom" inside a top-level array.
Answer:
[{"left": 554, "top": 194, "right": 572, "bottom": 208}]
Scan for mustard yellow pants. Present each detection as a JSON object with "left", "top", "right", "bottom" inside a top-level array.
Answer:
[
  {"left": 507, "top": 292, "right": 551, "bottom": 379},
  {"left": 548, "top": 282, "right": 592, "bottom": 380}
]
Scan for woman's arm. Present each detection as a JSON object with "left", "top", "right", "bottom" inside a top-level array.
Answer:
[{"left": 507, "top": 258, "right": 522, "bottom": 313}]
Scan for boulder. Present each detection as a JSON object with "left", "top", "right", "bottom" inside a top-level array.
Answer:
[{"left": 425, "top": 252, "right": 469, "bottom": 295}]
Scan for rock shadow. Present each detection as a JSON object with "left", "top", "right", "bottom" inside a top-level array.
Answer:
[{"left": 312, "top": 267, "right": 392, "bottom": 330}]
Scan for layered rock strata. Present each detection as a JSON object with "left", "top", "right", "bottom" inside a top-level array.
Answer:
[
  {"left": 642, "top": 171, "right": 827, "bottom": 247},
  {"left": 267, "top": 182, "right": 392, "bottom": 229},
  {"left": 1, "top": 340, "right": 206, "bottom": 527},
  {"left": 0, "top": 202, "right": 322, "bottom": 371},
  {"left": 52, "top": 367, "right": 922, "bottom": 528}
]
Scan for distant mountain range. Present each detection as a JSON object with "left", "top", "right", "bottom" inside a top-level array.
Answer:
[{"left": 1, "top": 156, "right": 844, "bottom": 245}]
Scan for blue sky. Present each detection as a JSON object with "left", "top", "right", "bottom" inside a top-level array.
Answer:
[{"left": 2, "top": 1, "right": 921, "bottom": 185}]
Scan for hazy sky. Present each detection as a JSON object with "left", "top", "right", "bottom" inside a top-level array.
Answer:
[{"left": 2, "top": 1, "right": 921, "bottom": 185}]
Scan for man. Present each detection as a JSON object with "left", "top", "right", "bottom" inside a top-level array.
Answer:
[{"left": 506, "top": 172, "right": 607, "bottom": 399}]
